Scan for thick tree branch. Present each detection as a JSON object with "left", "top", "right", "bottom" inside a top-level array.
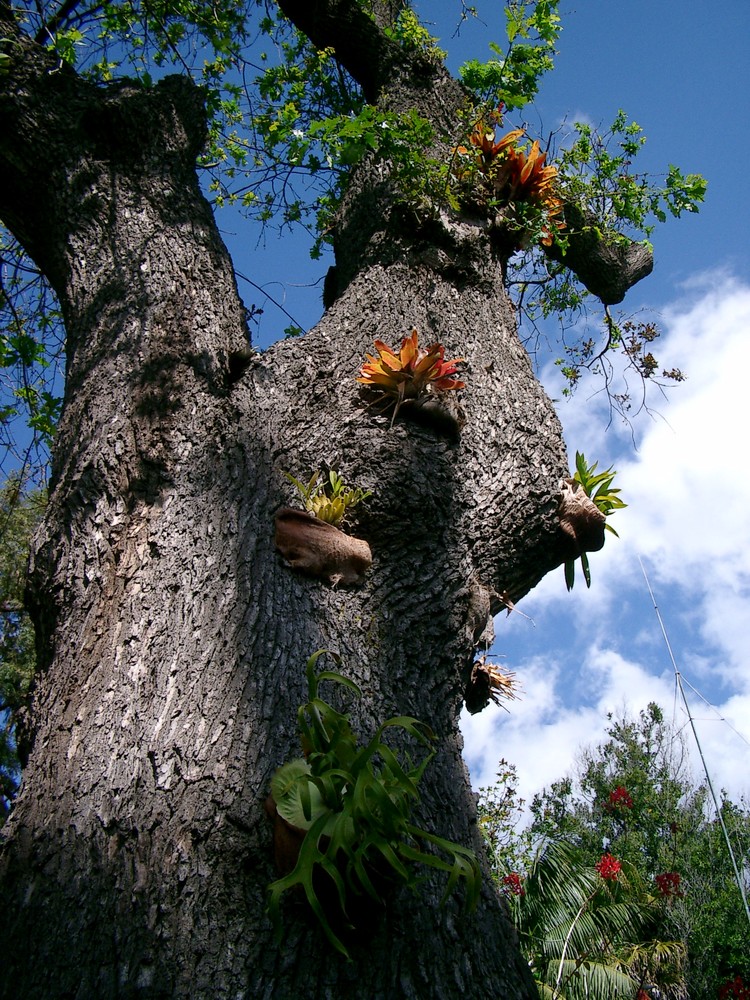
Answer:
[
  {"left": 544, "top": 201, "right": 654, "bottom": 305},
  {"left": 0, "top": 17, "right": 207, "bottom": 294},
  {"left": 276, "top": 0, "right": 410, "bottom": 103}
]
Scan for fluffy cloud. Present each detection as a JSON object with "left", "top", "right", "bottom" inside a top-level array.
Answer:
[
  {"left": 607, "top": 273, "right": 750, "bottom": 673},
  {"left": 462, "top": 647, "right": 676, "bottom": 800},
  {"left": 461, "top": 273, "right": 750, "bottom": 810}
]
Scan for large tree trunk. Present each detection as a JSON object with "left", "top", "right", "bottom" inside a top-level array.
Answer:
[{"left": 0, "top": 4, "right": 610, "bottom": 997}]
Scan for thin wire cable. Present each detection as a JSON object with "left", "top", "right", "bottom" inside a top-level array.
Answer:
[
  {"left": 679, "top": 673, "right": 750, "bottom": 749},
  {"left": 639, "top": 558, "right": 750, "bottom": 930}
]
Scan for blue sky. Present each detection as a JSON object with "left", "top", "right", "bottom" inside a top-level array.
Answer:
[
  {"left": 447, "top": 0, "right": 750, "bottom": 809},
  {"left": 228, "top": 0, "right": 750, "bottom": 809}
]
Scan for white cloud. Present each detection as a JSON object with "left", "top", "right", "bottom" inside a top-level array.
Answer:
[
  {"left": 538, "top": 270, "right": 750, "bottom": 658},
  {"left": 463, "top": 646, "right": 677, "bottom": 804},
  {"left": 609, "top": 274, "right": 750, "bottom": 670},
  {"left": 462, "top": 272, "right": 750, "bottom": 813}
]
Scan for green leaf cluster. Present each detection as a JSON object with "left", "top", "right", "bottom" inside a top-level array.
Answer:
[
  {"left": 516, "top": 110, "right": 704, "bottom": 409},
  {"left": 283, "top": 469, "right": 372, "bottom": 526},
  {"left": 459, "top": 0, "right": 561, "bottom": 111},
  {"left": 564, "top": 451, "right": 625, "bottom": 592},
  {"left": 267, "top": 650, "right": 481, "bottom": 958},
  {"left": 244, "top": 22, "right": 363, "bottom": 243},
  {"left": 0, "top": 233, "right": 64, "bottom": 477},
  {"left": 556, "top": 111, "right": 707, "bottom": 242},
  {"left": 252, "top": 45, "right": 437, "bottom": 254},
  {"left": 30, "top": 0, "right": 249, "bottom": 80},
  {"left": 381, "top": 8, "right": 446, "bottom": 62}
]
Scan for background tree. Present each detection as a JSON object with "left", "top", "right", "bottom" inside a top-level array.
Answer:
[
  {"left": 0, "top": 1, "right": 703, "bottom": 996},
  {"left": 500, "top": 838, "right": 686, "bottom": 1000},
  {"left": 0, "top": 476, "right": 44, "bottom": 822},
  {"left": 681, "top": 797, "right": 750, "bottom": 998},
  {"left": 481, "top": 705, "right": 750, "bottom": 998},
  {"left": 529, "top": 704, "right": 698, "bottom": 877}
]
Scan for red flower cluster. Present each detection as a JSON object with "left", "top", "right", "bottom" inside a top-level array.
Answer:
[
  {"left": 604, "top": 785, "right": 633, "bottom": 812},
  {"left": 719, "top": 976, "right": 750, "bottom": 999},
  {"left": 595, "top": 853, "right": 621, "bottom": 881},
  {"left": 502, "top": 872, "right": 525, "bottom": 897},
  {"left": 655, "top": 871, "right": 683, "bottom": 898}
]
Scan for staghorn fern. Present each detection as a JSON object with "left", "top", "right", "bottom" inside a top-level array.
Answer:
[{"left": 267, "top": 650, "right": 481, "bottom": 959}]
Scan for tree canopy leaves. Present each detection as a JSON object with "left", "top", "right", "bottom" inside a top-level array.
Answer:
[
  {"left": 480, "top": 704, "right": 750, "bottom": 998},
  {"left": 0, "top": 476, "right": 44, "bottom": 823}
]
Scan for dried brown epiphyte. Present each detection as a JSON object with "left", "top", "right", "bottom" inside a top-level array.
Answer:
[
  {"left": 558, "top": 478, "right": 606, "bottom": 559},
  {"left": 464, "top": 656, "right": 519, "bottom": 715},
  {"left": 274, "top": 508, "right": 372, "bottom": 587}
]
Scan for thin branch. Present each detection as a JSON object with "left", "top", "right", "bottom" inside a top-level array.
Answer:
[
  {"left": 34, "top": 0, "right": 88, "bottom": 44},
  {"left": 233, "top": 268, "right": 307, "bottom": 332}
]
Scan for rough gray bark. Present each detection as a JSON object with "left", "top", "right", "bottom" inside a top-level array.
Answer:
[
  {"left": 543, "top": 202, "right": 654, "bottom": 305},
  {"left": 0, "top": 3, "right": 635, "bottom": 997}
]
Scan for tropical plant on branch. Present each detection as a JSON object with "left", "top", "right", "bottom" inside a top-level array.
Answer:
[{"left": 453, "top": 115, "right": 565, "bottom": 247}]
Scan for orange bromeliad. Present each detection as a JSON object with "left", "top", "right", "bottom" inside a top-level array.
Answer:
[
  {"left": 491, "top": 138, "right": 557, "bottom": 199},
  {"left": 460, "top": 122, "right": 526, "bottom": 174},
  {"left": 357, "top": 328, "right": 465, "bottom": 410},
  {"left": 456, "top": 121, "right": 565, "bottom": 245}
]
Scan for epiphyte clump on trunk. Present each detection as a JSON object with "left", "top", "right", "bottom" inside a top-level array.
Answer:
[
  {"left": 274, "top": 508, "right": 372, "bottom": 587},
  {"left": 357, "top": 328, "right": 465, "bottom": 435}
]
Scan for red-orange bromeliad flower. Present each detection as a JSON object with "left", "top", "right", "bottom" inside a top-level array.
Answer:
[
  {"left": 456, "top": 122, "right": 565, "bottom": 245},
  {"left": 502, "top": 872, "right": 526, "bottom": 897},
  {"left": 604, "top": 785, "right": 634, "bottom": 812},
  {"left": 461, "top": 122, "right": 526, "bottom": 174},
  {"left": 356, "top": 328, "right": 465, "bottom": 406},
  {"left": 655, "top": 871, "right": 683, "bottom": 898}
]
